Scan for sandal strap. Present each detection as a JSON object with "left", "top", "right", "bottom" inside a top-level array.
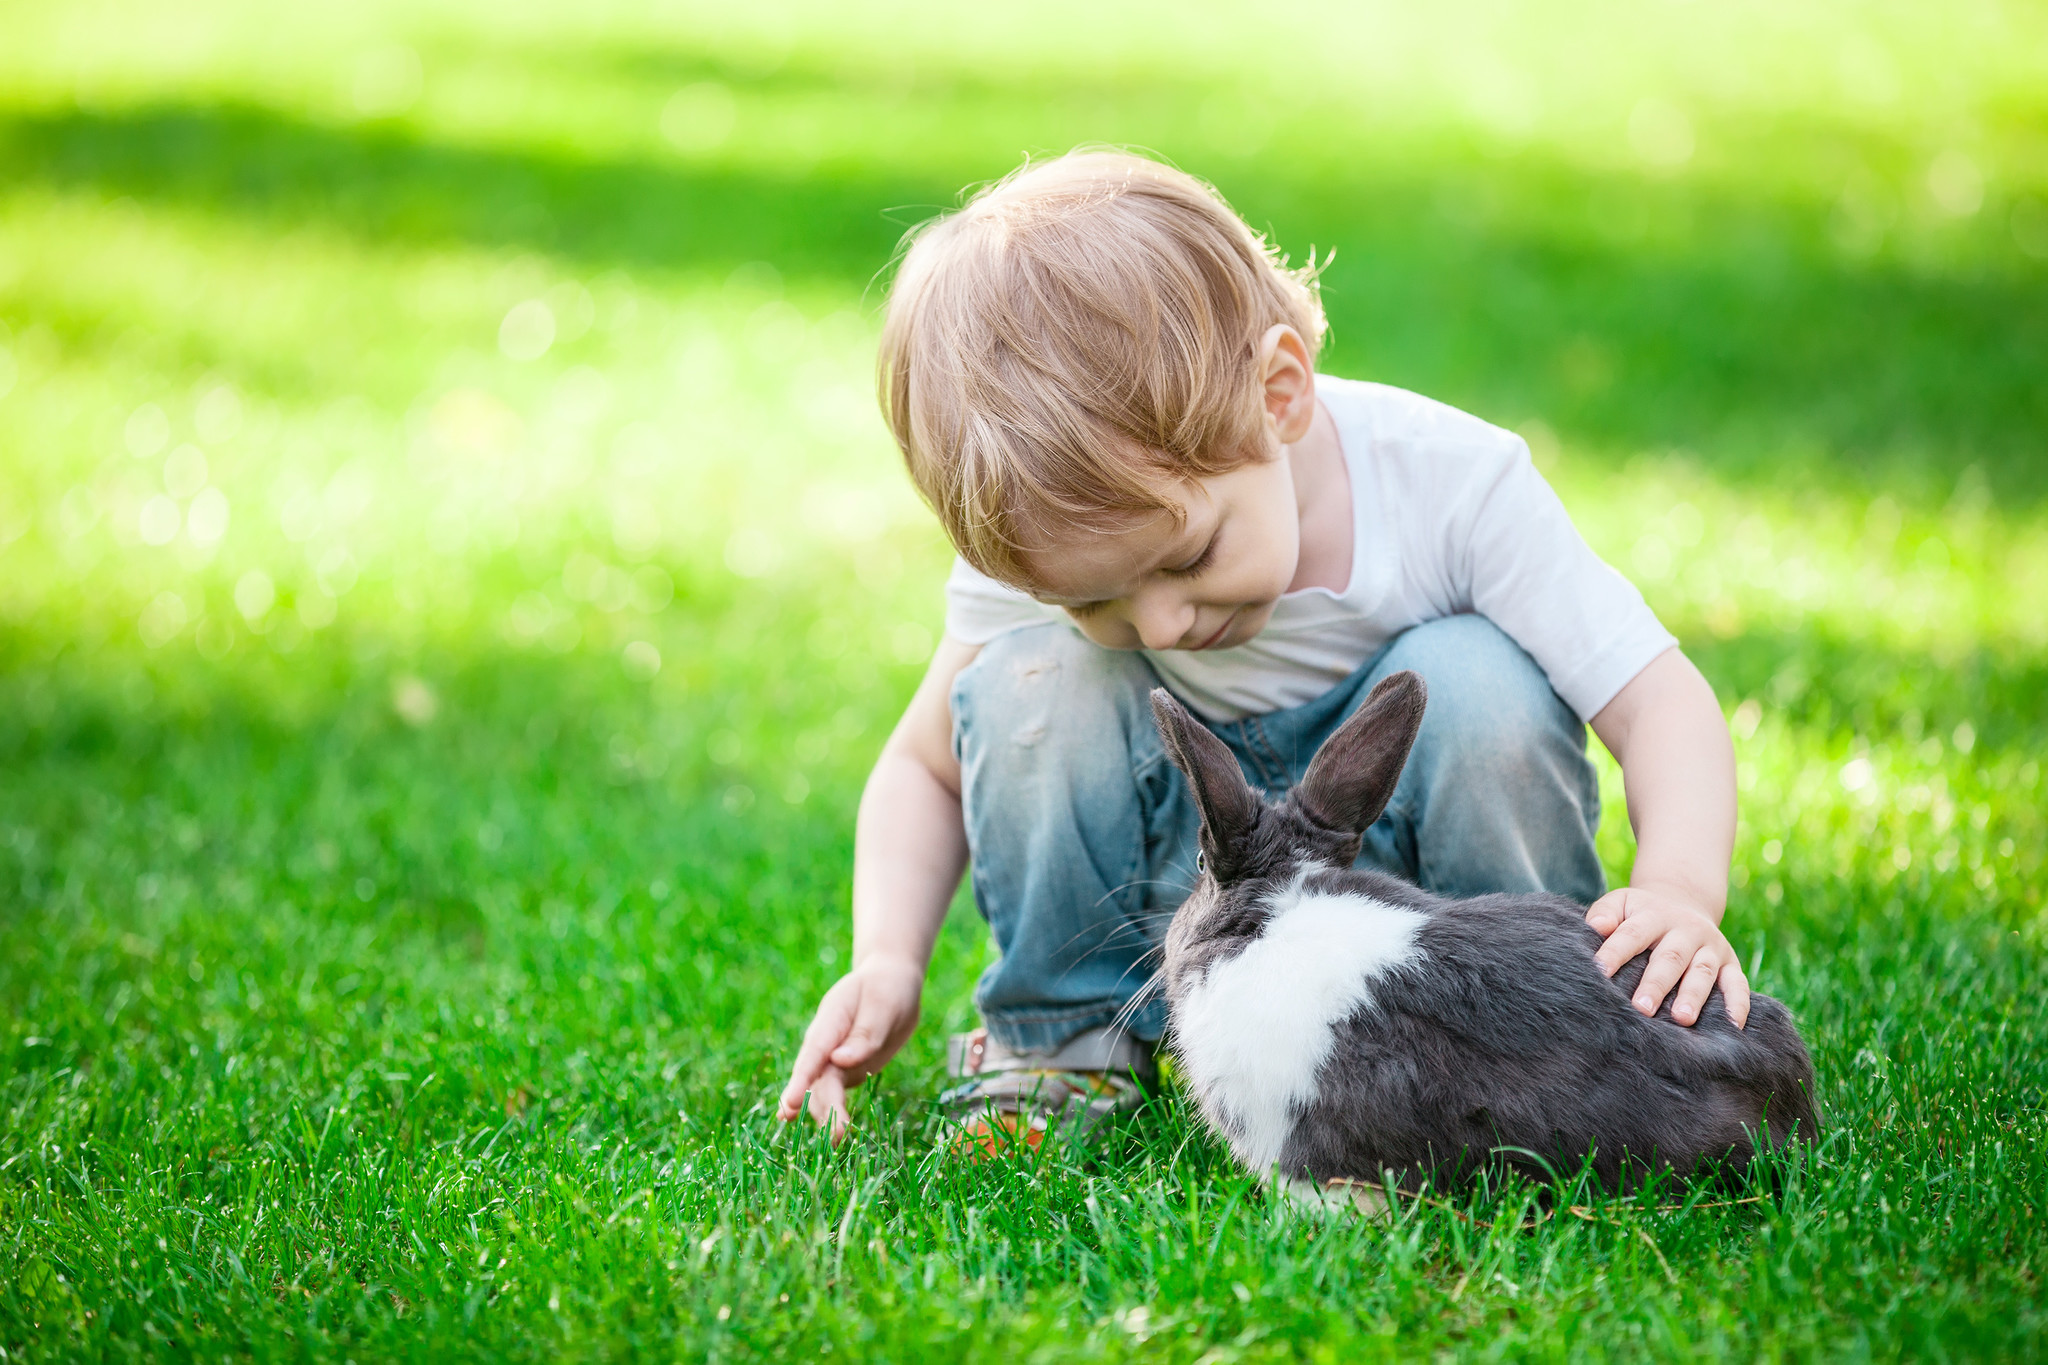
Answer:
[
  {"left": 945, "top": 1025, "right": 1156, "bottom": 1080},
  {"left": 938, "top": 1026, "right": 1159, "bottom": 1142},
  {"left": 938, "top": 1065, "right": 1151, "bottom": 1135}
]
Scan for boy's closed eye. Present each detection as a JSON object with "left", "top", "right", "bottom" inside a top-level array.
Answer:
[
  {"left": 1164, "top": 532, "right": 1220, "bottom": 579},
  {"left": 1042, "top": 531, "right": 1220, "bottom": 618}
]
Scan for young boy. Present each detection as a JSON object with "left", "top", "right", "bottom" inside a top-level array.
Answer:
[{"left": 776, "top": 151, "right": 1746, "bottom": 1148}]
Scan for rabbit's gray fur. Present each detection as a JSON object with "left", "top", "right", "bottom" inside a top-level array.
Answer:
[{"left": 1150, "top": 671, "right": 1818, "bottom": 1192}]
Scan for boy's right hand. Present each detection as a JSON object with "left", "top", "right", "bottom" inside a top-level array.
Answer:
[{"left": 775, "top": 954, "right": 925, "bottom": 1139}]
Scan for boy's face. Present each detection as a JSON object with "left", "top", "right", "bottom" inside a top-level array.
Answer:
[{"left": 1018, "top": 454, "right": 1301, "bottom": 653}]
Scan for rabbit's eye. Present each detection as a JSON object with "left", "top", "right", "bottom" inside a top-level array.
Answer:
[{"left": 1195, "top": 850, "right": 1207, "bottom": 875}]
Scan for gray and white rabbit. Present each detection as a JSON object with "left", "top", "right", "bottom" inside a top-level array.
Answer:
[{"left": 1148, "top": 671, "right": 1818, "bottom": 1194}]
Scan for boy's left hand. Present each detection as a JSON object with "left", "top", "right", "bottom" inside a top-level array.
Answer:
[{"left": 1586, "top": 885, "right": 1749, "bottom": 1029}]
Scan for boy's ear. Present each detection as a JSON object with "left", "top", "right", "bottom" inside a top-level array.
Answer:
[
  {"left": 1295, "top": 671, "right": 1427, "bottom": 834},
  {"left": 1258, "top": 324, "right": 1317, "bottom": 445},
  {"left": 1150, "top": 689, "right": 1257, "bottom": 865}
]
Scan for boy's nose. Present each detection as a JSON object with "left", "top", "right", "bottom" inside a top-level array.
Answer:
[{"left": 1130, "top": 597, "right": 1194, "bottom": 651}]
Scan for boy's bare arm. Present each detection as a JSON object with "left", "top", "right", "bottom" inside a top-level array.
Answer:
[
  {"left": 776, "top": 635, "right": 981, "bottom": 1134},
  {"left": 1587, "top": 646, "right": 1748, "bottom": 1028}
]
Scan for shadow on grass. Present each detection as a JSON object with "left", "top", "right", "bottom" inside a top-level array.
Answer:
[
  {"left": 3, "top": 97, "right": 2046, "bottom": 501},
  {"left": 2, "top": 607, "right": 2040, "bottom": 781},
  {"left": 0, "top": 609, "right": 2038, "bottom": 966}
]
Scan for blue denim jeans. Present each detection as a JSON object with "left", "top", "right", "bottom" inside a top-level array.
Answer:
[{"left": 949, "top": 613, "right": 1606, "bottom": 1053}]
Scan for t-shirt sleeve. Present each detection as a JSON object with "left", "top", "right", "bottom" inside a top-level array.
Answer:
[
  {"left": 942, "top": 557, "right": 1063, "bottom": 644},
  {"left": 1451, "top": 436, "right": 1678, "bottom": 721}
]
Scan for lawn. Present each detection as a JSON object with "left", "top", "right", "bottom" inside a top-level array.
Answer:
[{"left": 2, "top": 0, "right": 2046, "bottom": 1358}]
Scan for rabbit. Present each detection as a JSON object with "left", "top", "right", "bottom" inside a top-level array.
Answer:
[{"left": 1147, "top": 670, "right": 1818, "bottom": 1195}]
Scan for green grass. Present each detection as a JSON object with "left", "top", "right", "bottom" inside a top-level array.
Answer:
[{"left": 2, "top": 0, "right": 2046, "bottom": 1357}]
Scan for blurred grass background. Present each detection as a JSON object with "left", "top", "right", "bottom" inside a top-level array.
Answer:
[{"left": 1, "top": 0, "right": 2045, "bottom": 1358}]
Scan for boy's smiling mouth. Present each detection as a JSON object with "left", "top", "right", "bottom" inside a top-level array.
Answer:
[{"left": 1189, "top": 612, "right": 1239, "bottom": 651}]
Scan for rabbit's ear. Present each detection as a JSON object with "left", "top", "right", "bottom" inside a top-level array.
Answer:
[
  {"left": 1295, "top": 671, "right": 1428, "bottom": 834},
  {"left": 1150, "top": 689, "right": 1258, "bottom": 865}
]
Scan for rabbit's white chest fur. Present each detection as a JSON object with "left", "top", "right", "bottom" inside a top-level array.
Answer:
[{"left": 1174, "top": 872, "right": 1425, "bottom": 1175}]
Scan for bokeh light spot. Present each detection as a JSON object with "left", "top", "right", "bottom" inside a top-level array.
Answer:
[
  {"left": 137, "top": 591, "right": 188, "bottom": 647},
  {"left": 194, "top": 384, "right": 243, "bottom": 443},
  {"left": 351, "top": 44, "right": 423, "bottom": 118},
  {"left": 1926, "top": 149, "right": 1984, "bottom": 218},
  {"left": 500, "top": 300, "right": 557, "bottom": 361},
  {"left": 194, "top": 616, "right": 234, "bottom": 661},
  {"left": 164, "top": 444, "right": 208, "bottom": 499},
  {"left": 186, "top": 488, "right": 231, "bottom": 547},
  {"left": 661, "top": 82, "right": 737, "bottom": 154},
  {"left": 392, "top": 675, "right": 440, "bottom": 727},
  {"left": 724, "top": 528, "right": 781, "bottom": 578},
  {"left": 58, "top": 486, "right": 102, "bottom": 540},
  {"left": 138, "top": 495, "right": 181, "bottom": 546},
  {"left": 234, "top": 570, "right": 275, "bottom": 622},
  {"left": 125, "top": 404, "right": 170, "bottom": 459},
  {"left": 314, "top": 547, "right": 360, "bottom": 597},
  {"left": 298, "top": 591, "right": 338, "bottom": 630},
  {"left": 1627, "top": 98, "right": 1695, "bottom": 170},
  {"left": 622, "top": 640, "right": 661, "bottom": 680},
  {"left": 889, "top": 621, "right": 934, "bottom": 665}
]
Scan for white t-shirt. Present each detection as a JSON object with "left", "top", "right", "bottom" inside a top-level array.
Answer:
[{"left": 943, "top": 376, "right": 1676, "bottom": 723}]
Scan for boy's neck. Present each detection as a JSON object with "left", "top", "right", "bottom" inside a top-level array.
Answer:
[{"left": 1286, "top": 398, "right": 1353, "bottom": 595}]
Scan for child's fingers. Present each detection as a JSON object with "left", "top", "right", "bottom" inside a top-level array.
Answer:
[
  {"left": 1718, "top": 959, "right": 1752, "bottom": 1030},
  {"left": 1584, "top": 887, "right": 1630, "bottom": 935},
  {"left": 1668, "top": 951, "right": 1724, "bottom": 1026},
  {"left": 1628, "top": 932, "right": 1705, "bottom": 1017},
  {"left": 805, "top": 1067, "right": 852, "bottom": 1138},
  {"left": 1592, "top": 912, "right": 1663, "bottom": 975},
  {"left": 828, "top": 994, "right": 896, "bottom": 1070},
  {"left": 779, "top": 984, "right": 858, "bottom": 1117},
  {"left": 777, "top": 1065, "right": 822, "bottom": 1121},
  {"left": 780, "top": 1033, "right": 837, "bottom": 1116}
]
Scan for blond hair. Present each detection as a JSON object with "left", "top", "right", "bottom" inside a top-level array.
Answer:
[{"left": 877, "top": 150, "right": 1326, "bottom": 586}]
